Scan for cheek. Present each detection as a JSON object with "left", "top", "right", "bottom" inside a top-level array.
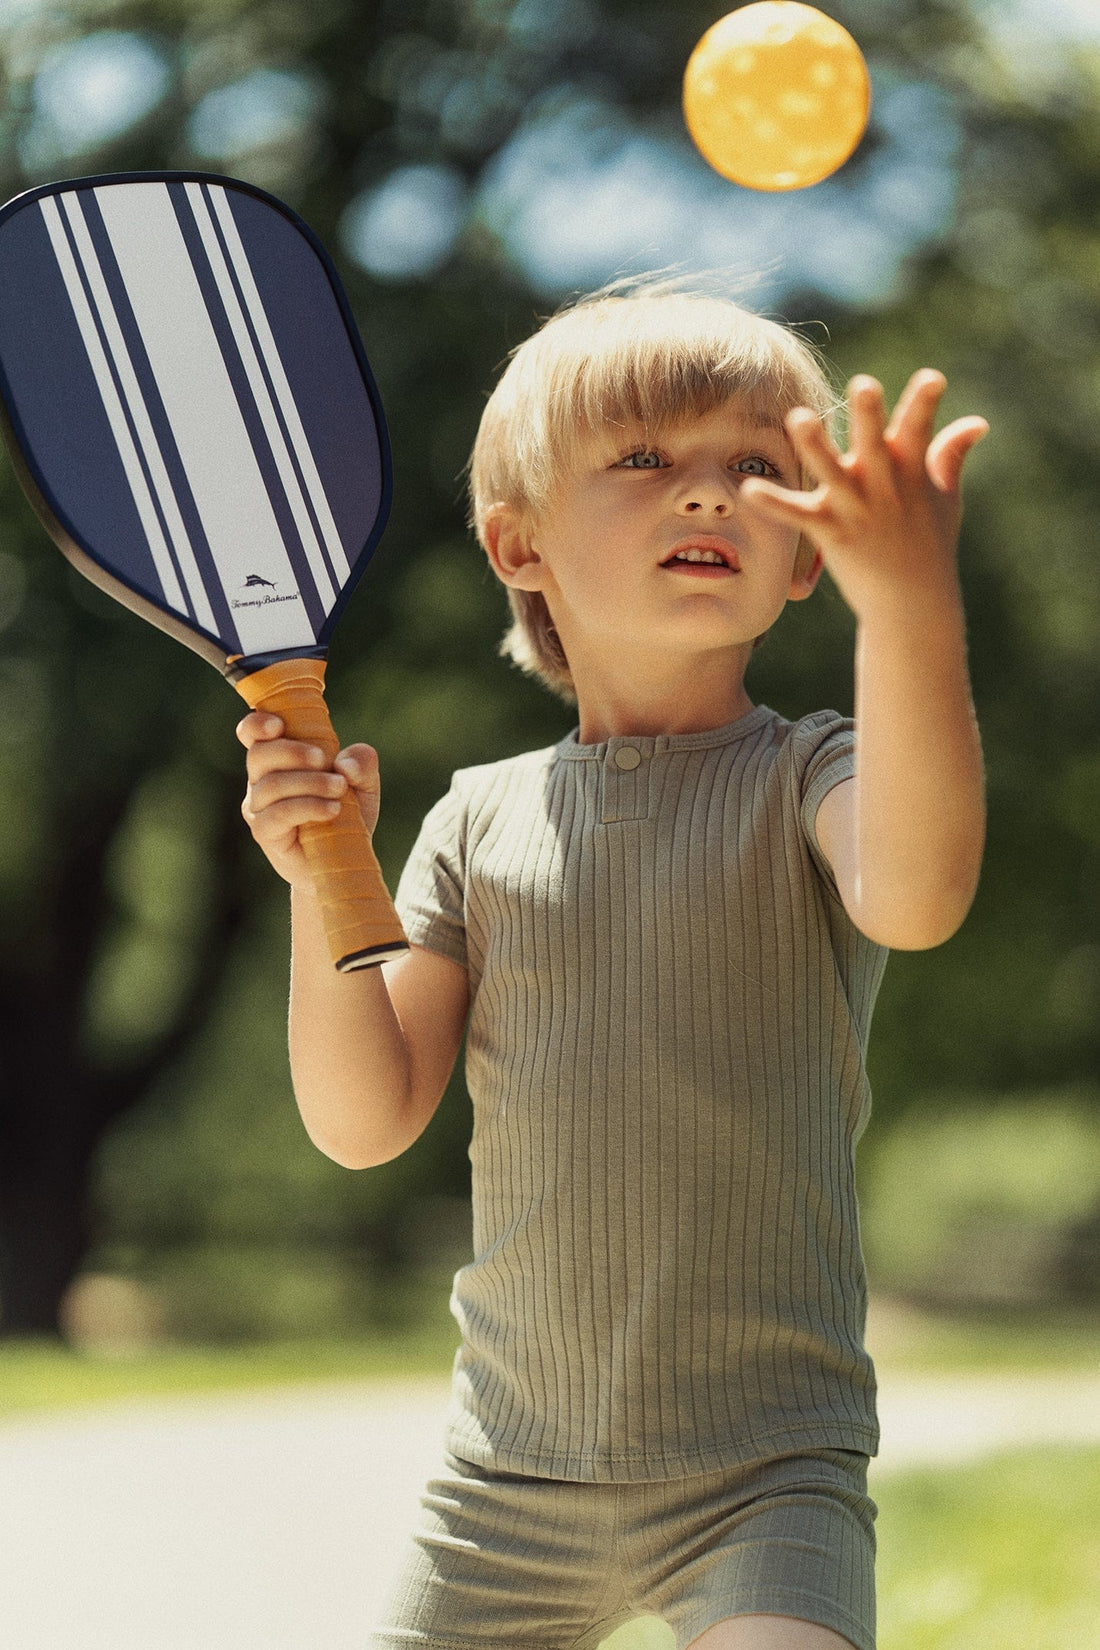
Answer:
[
  {"left": 542, "top": 519, "right": 635, "bottom": 601},
  {"left": 557, "top": 554, "right": 626, "bottom": 610},
  {"left": 759, "top": 513, "right": 804, "bottom": 569}
]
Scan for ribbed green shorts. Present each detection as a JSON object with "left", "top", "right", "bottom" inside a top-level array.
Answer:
[{"left": 372, "top": 1448, "right": 876, "bottom": 1650}]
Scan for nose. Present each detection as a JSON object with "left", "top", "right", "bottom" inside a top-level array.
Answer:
[
  {"left": 681, "top": 496, "right": 730, "bottom": 516},
  {"left": 675, "top": 463, "right": 735, "bottom": 516}
]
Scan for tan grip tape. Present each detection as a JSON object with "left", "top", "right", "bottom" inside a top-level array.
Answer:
[{"left": 235, "top": 658, "right": 408, "bottom": 971}]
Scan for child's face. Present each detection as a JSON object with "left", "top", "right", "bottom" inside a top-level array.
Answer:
[{"left": 492, "top": 398, "right": 821, "bottom": 672}]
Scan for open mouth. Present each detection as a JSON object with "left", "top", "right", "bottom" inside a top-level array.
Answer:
[{"left": 660, "top": 538, "right": 740, "bottom": 574}]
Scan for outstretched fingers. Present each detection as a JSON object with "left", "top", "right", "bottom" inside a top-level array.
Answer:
[
  {"left": 884, "top": 369, "right": 947, "bottom": 467},
  {"left": 739, "top": 473, "right": 825, "bottom": 528},
  {"left": 784, "top": 405, "right": 847, "bottom": 487},
  {"left": 740, "top": 403, "right": 844, "bottom": 524},
  {"left": 846, "top": 375, "right": 889, "bottom": 467},
  {"left": 926, "top": 416, "right": 989, "bottom": 494}
]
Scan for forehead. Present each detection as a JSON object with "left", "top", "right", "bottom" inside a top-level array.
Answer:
[{"left": 583, "top": 397, "right": 793, "bottom": 455}]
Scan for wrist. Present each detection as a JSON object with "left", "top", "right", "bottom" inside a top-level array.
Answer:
[
  {"left": 290, "top": 877, "right": 325, "bottom": 914},
  {"left": 852, "top": 569, "right": 966, "bottom": 638}
]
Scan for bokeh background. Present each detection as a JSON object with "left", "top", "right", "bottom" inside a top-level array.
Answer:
[
  {"left": 0, "top": 0, "right": 1095, "bottom": 1347},
  {"left": 0, "top": 4, "right": 1096, "bottom": 1639}
]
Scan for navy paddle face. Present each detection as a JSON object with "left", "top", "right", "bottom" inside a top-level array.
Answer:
[{"left": 0, "top": 172, "right": 391, "bottom": 672}]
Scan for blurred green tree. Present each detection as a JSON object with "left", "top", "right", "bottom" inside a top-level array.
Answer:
[{"left": 0, "top": 0, "right": 1095, "bottom": 1336}]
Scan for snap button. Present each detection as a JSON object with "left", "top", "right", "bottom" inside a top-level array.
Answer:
[{"left": 613, "top": 746, "right": 641, "bottom": 770}]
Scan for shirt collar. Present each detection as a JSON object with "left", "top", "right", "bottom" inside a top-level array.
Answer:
[{"left": 554, "top": 703, "right": 777, "bottom": 761}]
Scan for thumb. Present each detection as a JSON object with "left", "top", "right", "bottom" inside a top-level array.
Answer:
[
  {"left": 334, "top": 743, "right": 380, "bottom": 793},
  {"left": 334, "top": 744, "right": 381, "bottom": 834},
  {"left": 927, "top": 417, "right": 988, "bottom": 494}
]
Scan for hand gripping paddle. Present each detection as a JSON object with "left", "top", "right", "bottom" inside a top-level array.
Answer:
[{"left": 0, "top": 171, "right": 407, "bottom": 971}]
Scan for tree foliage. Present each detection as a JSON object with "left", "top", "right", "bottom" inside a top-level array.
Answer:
[{"left": 0, "top": 0, "right": 1095, "bottom": 1336}]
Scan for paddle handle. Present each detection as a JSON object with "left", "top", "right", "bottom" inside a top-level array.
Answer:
[{"left": 234, "top": 658, "right": 408, "bottom": 972}]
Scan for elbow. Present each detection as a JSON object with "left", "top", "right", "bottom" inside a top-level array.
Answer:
[
  {"left": 861, "top": 911, "right": 967, "bottom": 951},
  {"left": 850, "top": 876, "right": 980, "bottom": 951},
  {"left": 313, "top": 1137, "right": 381, "bottom": 1171},
  {"left": 298, "top": 1089, "right": 425, "bottom": 1171},
  {"left": 301, "top": 1120, "right": 376, "bottom": 1169},
  {"left": 308, "top": 1128, "right": 408, "bottom": 1171}
]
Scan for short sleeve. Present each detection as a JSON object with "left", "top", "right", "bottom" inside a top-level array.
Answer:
[
  {"left": 394, "top": 780, "right": 468, "bottom": 970},
  {"left": 794, "top": 712, "right": 856, "bottom": 898}
]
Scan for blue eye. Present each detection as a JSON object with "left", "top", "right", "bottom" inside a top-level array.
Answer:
[
  {"left": 735, "top": 456, "right": 775, "bottom": 477},
  {"left": 619, "top": 449, "right": 665, "bottom": 469}
]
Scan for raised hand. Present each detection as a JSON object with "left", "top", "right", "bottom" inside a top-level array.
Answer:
[{"left": 741, "top": 370, "right": 988, "bottom": 620}]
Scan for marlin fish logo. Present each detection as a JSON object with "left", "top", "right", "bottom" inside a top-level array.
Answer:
[{"left": 243, "top": 573, "right": 276, "bottom": 589}]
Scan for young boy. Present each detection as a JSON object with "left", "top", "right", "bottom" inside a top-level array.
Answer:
[{"left": 238, "top": 288, "right": 987, "bottom": 1650}]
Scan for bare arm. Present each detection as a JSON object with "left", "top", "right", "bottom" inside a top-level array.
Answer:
[
  {"left": 288, "top": 892, "right": 468, "bottom": 1166},
  {"left": 743, "top": 370, "right": 988, "bottom": 950},
  {"left": 239, "top": 716, "right": 469, "bottom": 1166},
  {"left": 815, "top": 591, "right": 984, "bottom": 949}
]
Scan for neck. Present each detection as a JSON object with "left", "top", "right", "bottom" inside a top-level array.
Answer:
[{"left": 569, "top": 642, "right": 756, "bottom": 743}]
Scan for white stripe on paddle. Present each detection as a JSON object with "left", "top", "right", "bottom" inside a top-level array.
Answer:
[
  {"left": 94, "top": 181, "right": 315, "bottom": 657},
  {"left": 40, "top": 194, "right": 197, "bottom": 624},
  {"left": 187, "top": 181, "right": 348, "bottom": 603}
]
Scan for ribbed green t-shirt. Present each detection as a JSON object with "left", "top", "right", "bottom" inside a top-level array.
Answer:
[{"left": 395, "top": 704, "right": 889, "bottom": 1482}]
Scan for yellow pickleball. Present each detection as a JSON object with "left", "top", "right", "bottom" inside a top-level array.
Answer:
[{"left": 683, "top": 3, "right": 871, "bottom": 191}]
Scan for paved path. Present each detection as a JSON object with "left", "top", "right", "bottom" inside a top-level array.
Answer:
[{"left": 1, "top": 1371, "right": 1098, "bottom": 1650}]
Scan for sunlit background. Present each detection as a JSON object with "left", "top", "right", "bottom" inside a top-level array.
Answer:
[
  {"left": 3, "top": 0, "right": 1097, "bottom": 285},
  {"left": 0, "top": 2, "right": 1096, "bottom": 1641}
]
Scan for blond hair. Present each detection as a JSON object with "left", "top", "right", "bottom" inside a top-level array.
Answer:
[{"left": 469, "top": 281, "right": 839, "bottom": 704}]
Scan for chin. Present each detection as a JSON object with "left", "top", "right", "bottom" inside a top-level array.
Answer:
[{"left": 668, "top": 613, "right": 759, "bottom": 648}]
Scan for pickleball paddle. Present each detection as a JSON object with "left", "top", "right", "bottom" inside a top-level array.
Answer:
[{"left": 0, "top": 170, "right": 407, "bottom": 971}]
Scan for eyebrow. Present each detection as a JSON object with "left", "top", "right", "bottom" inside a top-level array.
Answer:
[
  {"left": 594, "top": 408, "right": 799, "bottom": 464},
  {"left": 738, "top": 407, "right": 797, "bottom": 434},
  {"left": 610, "top": 414, "right": 792, "bottom": 441},
  {"left": 743, "top": 415, "right": 800, "bottom": 457}
]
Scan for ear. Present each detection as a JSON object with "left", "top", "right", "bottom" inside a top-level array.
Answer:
[
  {"left": 787, "top": 538, "right": 824, "bottom": 603},
  {"left": 482, "top": 502, "right": 548, "bottom": 591}
]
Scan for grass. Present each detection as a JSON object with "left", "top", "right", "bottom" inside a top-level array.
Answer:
[
  {"left": 875, "top": 1445, "right": 1100, "bottom": 1650},
  {"left": 593, "top": 1446, "right": 1100, "bottom": 1650},
  {"left": 0, "top": 1323, "right": 460, "bottom": 1418}
]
